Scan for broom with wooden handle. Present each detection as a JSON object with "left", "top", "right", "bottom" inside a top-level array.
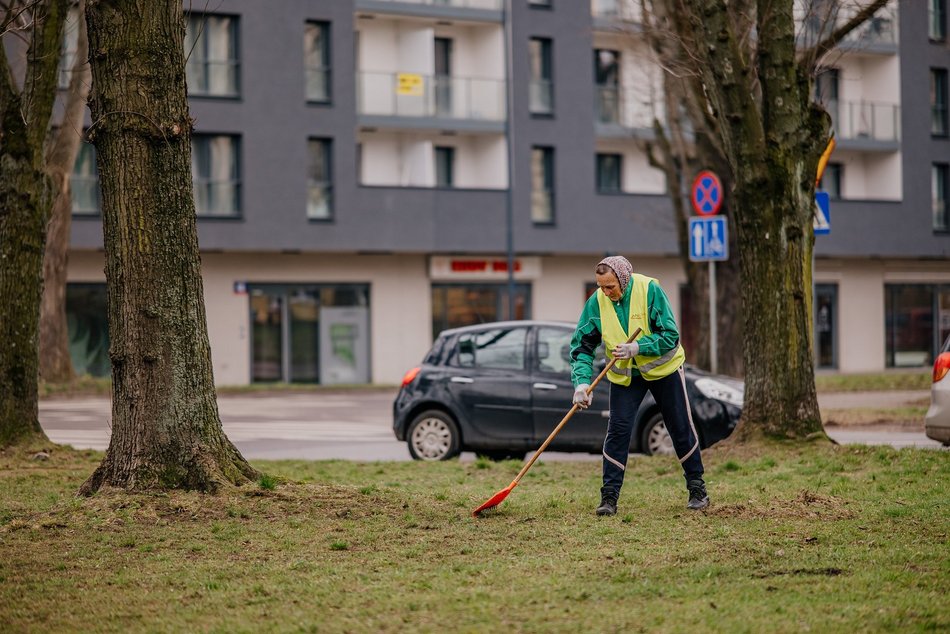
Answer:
[{"left": 472, "top": 328, "right": 642, "bottom": 516}]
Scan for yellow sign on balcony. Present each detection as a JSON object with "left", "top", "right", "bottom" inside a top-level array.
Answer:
[{"left": 396, "top": 73, "right": 424, "bottom": 96}]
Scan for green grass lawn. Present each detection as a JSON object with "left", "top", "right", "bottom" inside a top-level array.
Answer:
[{"left": 1, "top": 443, "right": 947, "bottom": 633}]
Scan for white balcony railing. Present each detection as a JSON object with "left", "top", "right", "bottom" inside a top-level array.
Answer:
[
  {"left": 824, "top": 100, "right": 900, "bottom": 143},
  {"left": 364, "top": 0, "right": 503, "bottom": 9},
  {"left": 594, "top": 85, "right": 659, "bottom": 130},
  {"left": 591, "top": 0, "right": 641, "bottom": 22},
  {"left": 798, "top": 2, "right": 899, "bottom": 48},
  {"left": 357, "top": 72, "right": 506, "bottom": 121}
]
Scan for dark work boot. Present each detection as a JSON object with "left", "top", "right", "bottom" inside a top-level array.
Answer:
[
  {"left": 686, "top": 479, "right": 710, "bottom": 510},
  {"left": 596, "top": 489, "right": 618, "bottom": 516}
]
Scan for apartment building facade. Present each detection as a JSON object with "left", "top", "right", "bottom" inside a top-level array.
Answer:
[{"left": 61, "top": 0, "right": 949, "bottom": 385}]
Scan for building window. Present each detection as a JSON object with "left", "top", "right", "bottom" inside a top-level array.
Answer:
[
  {"left": 594, "top": 49, "right": 621, "bottom": 124},
  {"left": 66, "top": 284, "right": 110, "bottom": 377},
  {"left": 932, "top": 68, "right": 948, "bottom": 136},
  {"left": 935, "top": 163, "right": 949, "bottom": 232},
  {"left": 305, "top": 22, "right": 331, "bottom": 103},
  {"left": 192, "top": 135, "right": 240, "bottom": 217},
  {"left": 72, "top": 141, "right": 100, "bottom": 215},
  {"left": 815, "top": 284, "right": 838, "bottom": 369},
  {"left": 885, "top": 284, "right": 950, "bottom": 368},
  {"left": 596, "top": 153, "right": 622, "bottom": 193},
  {"left": 931, "top": 0, "right": 947, "bottom": 41},
  {"left": 818, "top": 162, "right": 843, "bottom": 200},
  {"left": 435, "top": 146, "right": 455, "bottom": 188},
  {"left": 250, "top": 284, "right": 370, "bottom": 384},
  {"left": 185, "top": 14, "right": 239, "bottom": 97},
  {"left": 308, "top": 138, "right": 332, "bottom": 220},
  {"left": 529, "top": 38, "right": 553, "bottom": 115},
  {"left": 57, "top": 7, "right": 81, "bottom": 90},
  {"left": 531, "top": 146, "right": 555, "bottom": 223},
  {"left": 431, "top": 284, "right": 532, "bottom": 340}
]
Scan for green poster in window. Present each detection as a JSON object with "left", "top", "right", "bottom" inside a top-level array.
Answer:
[{"left": 320, "top": 307, "right": 369, "bottom": 384}]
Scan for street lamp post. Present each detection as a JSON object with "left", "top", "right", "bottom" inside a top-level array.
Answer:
[{"left": 503, "top": 0, "right": 516, "bottom": 319}]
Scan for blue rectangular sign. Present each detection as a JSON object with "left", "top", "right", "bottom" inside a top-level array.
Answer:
[
  {"left": 688, "top": 216, "right": 728, "bottom": 262},
  {"left": 814, "top": 191, "right": 831, "bottom": 235}
]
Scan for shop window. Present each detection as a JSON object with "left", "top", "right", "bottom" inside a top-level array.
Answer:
[
  {"left": 886, "top": 285, "right": 936, "bottom": 368},
  {"left": 66, "top": 284, "right": 110, "bottom": 377},
  {"left": 431, "top": 283, "right": 531, "bottom": 341},
  {"left": 249, "top": 284, "right": 370, "bottom": 384}
]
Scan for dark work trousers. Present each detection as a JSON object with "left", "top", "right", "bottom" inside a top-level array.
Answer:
[{"left": 601, "top": 365, "right": 704, "bottom": 497}]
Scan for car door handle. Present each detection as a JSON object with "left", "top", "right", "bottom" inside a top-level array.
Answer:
[
  {"left": 450, "top": 377, "right": 474, "bottom": 384},
  {"left": 532, "top": 383, "right": 558, "bottom": 390}
]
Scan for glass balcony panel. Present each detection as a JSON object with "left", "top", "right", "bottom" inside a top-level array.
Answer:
[
  {"left": 357, "top": 72, "right": 505, "bottom": 121},
  {"left": 824, "top": 100, "right": 900, "bottom": 142}
]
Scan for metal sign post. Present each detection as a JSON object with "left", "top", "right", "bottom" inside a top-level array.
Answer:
[{"left": 689, "top": 170, "right": 727, "bottom": 373}]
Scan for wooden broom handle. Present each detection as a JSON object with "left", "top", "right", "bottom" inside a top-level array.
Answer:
[{"left": 510, "top": 327, "right": 643, "bottom": 486}]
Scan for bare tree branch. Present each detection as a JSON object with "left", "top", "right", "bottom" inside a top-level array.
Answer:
[{"left": 799, "top": 0, "right": 890, "bottom": 67}]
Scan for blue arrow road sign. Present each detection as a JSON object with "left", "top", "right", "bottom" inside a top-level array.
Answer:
[
  {"left": 814, "top": 191, "right": 831, "bottom": 235},
  {"left": 688, "top": 216, "right": 728, "bottom": 262}
]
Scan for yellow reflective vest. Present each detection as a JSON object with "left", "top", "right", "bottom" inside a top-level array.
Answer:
[{"left": 597, "top": 273, "right": 686, "bottom": 384}]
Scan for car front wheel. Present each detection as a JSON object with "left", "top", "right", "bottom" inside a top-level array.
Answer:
[
  {"left": 640, "top": 413, "right": 675, "bottom": 456},
  {"left": 407, "top": 410, "right": 461, "bottom": 461}
]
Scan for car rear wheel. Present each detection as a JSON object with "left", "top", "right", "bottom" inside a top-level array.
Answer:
[
  {"left": 640, "top": 413, "right": 675, "bottom": 456},
  {"left": 407, "top": 410, "right": 461, "bottom": 461}
]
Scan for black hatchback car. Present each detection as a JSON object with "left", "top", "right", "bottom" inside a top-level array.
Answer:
[{"left": 393, "top": 320, "right": 743, "bottom": 461}]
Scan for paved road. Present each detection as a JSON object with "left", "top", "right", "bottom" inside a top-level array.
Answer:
[{"left": 39, "top": 389, "right": 944, "bottom": 461}]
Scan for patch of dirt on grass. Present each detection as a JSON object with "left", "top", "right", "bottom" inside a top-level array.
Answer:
[
  {"left": 708, "top": 489, "right": 854, "bottom": 521},
  {"left": 2, "top": 481, "right": 414, "bottom": 534}
]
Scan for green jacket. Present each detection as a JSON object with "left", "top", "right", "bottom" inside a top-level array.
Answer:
[{"left": 570, "top": 279, "right": 683, "bottom": 388}]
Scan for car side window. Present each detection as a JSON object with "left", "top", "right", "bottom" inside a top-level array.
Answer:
[
  {"left": 536, "top": 327, "right": 573, "bottom": 375},
  {"left": 455, "top": 328, "right": 526, "bottom": 370}
]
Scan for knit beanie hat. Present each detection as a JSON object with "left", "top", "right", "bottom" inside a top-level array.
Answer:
[{"left": 597, "top": 255, "right": 633, "bottom": 293}]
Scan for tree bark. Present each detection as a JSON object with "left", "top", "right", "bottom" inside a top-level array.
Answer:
[
  {"left": 79, "top": 0, "right": 257, "bottom": 493},
  {"left": 40, "top": 0, "right": 91, "bottom": 383},
  {"left": 0, "top": 1, "right": 67, "bottom": 447},
  {"left": 667, "top": 0, "right": 829, "bottom": 440}
]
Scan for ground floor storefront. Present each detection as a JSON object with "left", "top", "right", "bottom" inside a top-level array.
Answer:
[{"left": 65, "top": 251, "right": 950, "bottom": 385}]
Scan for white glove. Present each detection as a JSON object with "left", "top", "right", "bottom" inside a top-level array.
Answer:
[
  {"left": 612, "top": 341, "right": 640, "bottom": 360},
  {"left": 573, "top": 384, "right": 592, "bottom": 409}
]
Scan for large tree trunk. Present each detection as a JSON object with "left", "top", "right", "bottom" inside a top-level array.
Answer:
[
  {"left": 40, "top": 0, "right": 91, "bottom": 384},
  {"left": 669, "top": 0, "right": 826, "bottom": 440},
  {"left": 0, "top": 1, "right": 68, "bottom": 447},
  {"left": 79, "top": 0, "right": 257, "bottom": 493}
]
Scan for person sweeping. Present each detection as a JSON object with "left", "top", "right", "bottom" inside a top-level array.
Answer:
[{"left": 570, "top": 255, "right": 710, "bottom": 516}]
